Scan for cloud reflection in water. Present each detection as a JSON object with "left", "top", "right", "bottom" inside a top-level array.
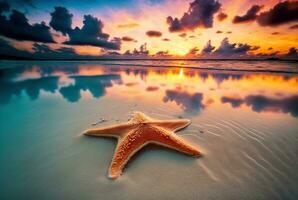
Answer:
[{"left": 0, "top": 63, "right": 297, "bottom": 118}]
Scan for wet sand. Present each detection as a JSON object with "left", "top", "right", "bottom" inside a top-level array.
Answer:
[{"left": 0, "top": 61, "right": 298, "bottom": 199}]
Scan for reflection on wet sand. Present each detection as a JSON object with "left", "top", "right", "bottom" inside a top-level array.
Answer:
[
  {"left": 0, "top": 63, "right": 297, "bottom": 117},
  {"left": 221, "top": 95, "right": 298, "bottom": 117},
  {"left": 1, "top": 62, "right": 298, "bottom": 200},
  {"left": 163, "top": 90, "right": 204, "bottom": 114},
  {"left": 59, "top": 75, "right": 121, "bottom": 102},
  {"left": 0, "top": 76, "right": 59, "bottom": 103}
]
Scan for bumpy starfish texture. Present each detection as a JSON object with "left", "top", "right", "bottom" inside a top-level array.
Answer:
[{"left": 84, "top": 112, "right": 201, "bottom": 179}]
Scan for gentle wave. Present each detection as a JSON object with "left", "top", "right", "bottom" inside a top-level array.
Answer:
[{"left": 97, "top": 60, "right": 298, "bottom": 74}]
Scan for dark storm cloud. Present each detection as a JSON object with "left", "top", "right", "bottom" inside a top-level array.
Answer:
[
  {"left": 214, "top": 37, "right": 259, "bottom": 56},
  {"left": 0, "top": 37, "right": 12, "bottom": 49},
  {"left": 0, "top": 37, "right": 31, "bottom": 58},
  {"left": 146, "top": 30, "right": 162, "bottom": 37},
  {"left": 6, "top": 0, "right": 35, "bottom": 8},
  {"left": 0, "top": 1, "right": 9, "bottom": 12},
  {"left": 32, "top": 43, "right": 79, "bottom": 58},
  {"left": 186, "top": 47, "right": 199, "bottom": 56},
  {"left": 217, "top": 12, "right": 227, "bottom": 21},
  {"left": 233, "top": 5, "right": 263, "bottom": 24},
  {"left": 0, "top": 7, "right": 54, "bottom": 43},
  {"left": 0, "top": 37, "right": 82, "bottom": 59},
  {"left": 49, "top": 7, "right": 120, "bottom": 50},
  {"left": 18, "top": 0, "right": 34, "bottom": 6},
  {"left": 32, "top": 43, "right": 56, "bottom": 54},
  {"left": 124, "top": 43, "right": 149, "bottom": 56},
  {"left": 154, "top": 50, "right": 171, "bottom": 57},
  {"left": 167, "top": 0, "right": 221, "bottom": 32},
  {"left": 132, "top": 43, "right": 149, "bottom": 55},
  {"left": 50, "top": 7, "right": 73, "bottom": 36},
  {"left": 201, "top": 40, "right": 215, "bottom": 54},
  {"left": 285, "top": 47, "right": 298, "bottom": 59},
  {"left": 256, "top": 51, "right": 279, "bottom": 57},
  {"left": 287, "top": 47, "right": 298, "bottom": 56},
  {"left": 65, "top": 15, "right": 121, "bottom": 50},
  {"left": 257, "top": 1, "right": 298, "bottom": 26},
  {"left": 122, "top": 36, "right": 136, "bottom": 42},
  {"left": 105, "top": 51, "right": 121, "bottom": 56},
  {"left": 56, "top": 47, "right": 78, "bottom": 55}
]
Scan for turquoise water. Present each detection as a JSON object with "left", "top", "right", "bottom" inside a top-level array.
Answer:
[{"left": 1, "top": 61, "right": 298, "bottom": 199}]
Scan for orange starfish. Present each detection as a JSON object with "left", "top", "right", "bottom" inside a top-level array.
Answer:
[{"left": 84, "top": 112, "right": 201, "bottom": 179}]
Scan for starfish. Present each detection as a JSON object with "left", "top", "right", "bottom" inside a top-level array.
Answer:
[{"left": 83, "top": 112, "right": 201, "bottom": 179}]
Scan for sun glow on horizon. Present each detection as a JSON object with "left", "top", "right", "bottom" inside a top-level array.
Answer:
[{"left": 0, "top": 0, "right": 297, "bottom": 59}]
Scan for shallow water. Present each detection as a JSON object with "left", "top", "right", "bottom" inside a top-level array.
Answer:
[{"left": 0, "top": 61, "right": 298, "bottom": 200}]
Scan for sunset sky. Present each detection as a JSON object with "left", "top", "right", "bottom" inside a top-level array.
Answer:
[{"left": 0, "top": 0, "right": 298, "bottom": 59}]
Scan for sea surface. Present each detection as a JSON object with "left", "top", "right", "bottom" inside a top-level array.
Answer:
[{"left": 0, "top": 60, "right": 298, "bottom": 200}]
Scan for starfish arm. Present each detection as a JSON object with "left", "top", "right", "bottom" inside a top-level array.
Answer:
[
  {"left": 150, "top": 119, "right": 190, "bottom": 131},
  {"left": 83, "top": 123, "right": 133, "bottom": 138},
  {"left": 84, "top": 112, "right": 201, "bottom": 179},
  {"left": 128, "top": 111, "right": 151, "bottom": 123},
  {"left": 152, "top": 127, "right": 201, "bottom": 157},
  {"left": 108, "top": 128, "right": 147, "bottom": 179}
]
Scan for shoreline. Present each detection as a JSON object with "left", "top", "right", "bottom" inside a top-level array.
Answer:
[{"left": 1, "top": 59, "right": 297, "bottom": 75}]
